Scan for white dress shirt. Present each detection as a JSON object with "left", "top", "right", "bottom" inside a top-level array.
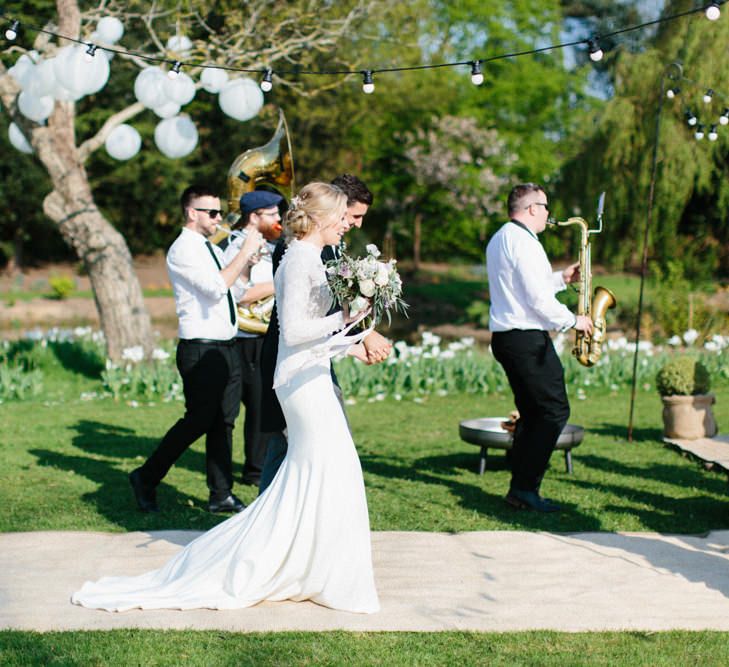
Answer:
[
  {"left": 223, "top": 237, "right": 276, "bottom": 339},
  {"left": 486, "top": 221, "right": 575, "bottom": 332},
  {"left": 166, "top": 227, "right": 247, "bottom": 340}
]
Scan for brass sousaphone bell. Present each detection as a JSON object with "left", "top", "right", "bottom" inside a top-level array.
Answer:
[{"left": 212, "top": 108, "right": 295, "bottom": 334}]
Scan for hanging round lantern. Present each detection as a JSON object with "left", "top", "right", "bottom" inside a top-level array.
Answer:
[
  {"left": 17, "top": 91, "right": 54, "bottom": 122},
  {"left": 53, "top": 45, "right": 110, "bottom": 98},
  {"left": 153, "top": 100, "right": 181, "bottom": 119},
  {"left": 154, "top": 114, "right": 198, "bottom": 159},
  {"left": 96, "top": 16, "right": 124, "bottom": 44},
  {"left": 8, "top": 122, "right": 33, "bottom": 154},
  {"left": 25, "top": 58, "right": 56, "bottom": 97},
  {"left": 163, "top": 71, "right": 196, "bottom": 106},
  {"left": 8, "top": 53, "right": 36, "bottom": 89},
  {"left": 200, "top": 67, "right": 228, "bottom": 93},
  {"left": 218, "top": 78, "right": 264, "bottom": 122},
  {"left": 105, "top": 124, "right": 142, "bottom": 160},
  {"left": 134, "top": 67, "right": 169, "bottom": 109},
  {"left": 166, "top": 35, "right": 192, "bottom": 54}
]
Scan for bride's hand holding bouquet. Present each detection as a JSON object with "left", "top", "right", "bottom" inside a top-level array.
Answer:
[{"left": 326, "top": 244, "right": 408, "bottom": 328}]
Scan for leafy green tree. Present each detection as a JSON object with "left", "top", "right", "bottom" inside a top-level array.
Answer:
[{"left": 557, "top": 1, "right": 729, "bottom": 280}]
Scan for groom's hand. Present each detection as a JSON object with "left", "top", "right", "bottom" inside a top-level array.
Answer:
[{"left": 363, "top": 331, "right": 392, "bottom": 365}]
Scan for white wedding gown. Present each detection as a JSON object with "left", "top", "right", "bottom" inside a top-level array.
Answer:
[{"left": 72, "top": 239, "right": 380, "bottom": 614}]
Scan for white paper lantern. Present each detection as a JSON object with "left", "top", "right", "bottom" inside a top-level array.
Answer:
[
  {"left": 218, "top": 78, "right": 264, "bottom": 122},
  {"left": 8, "top": 123, "right": 33, "bottom": 154},
  {"left": 166, "top": 35, "right": 192, "bottom": 54},
  {"left": 134, "top": 67, "right": 169, "bottom": 109},
  {"left": 18, "top": 91, "right": 54, "bottom": 122},
  {"left": 105, "top": 124, "right": 141, "bottom": 160},
  {"left": 96, "top": 17, "right": 124, "bottom": 44},
  {"left": 153, "top": 100, "right": 181, "bottom": 119},
  {"left": 200, "top": 67, "right": 228, "bottom": 93},
  {"left": 52, "top": 79, "right": 84, "bottom": 102},
  {"left": 163, "top": 71, "right": 196, "bottom": 106},
  {"left": 25, "top": 59, "right": 57, "bottom": 97},
  {"left": 154, "top": 114, "right": 198, "bottom": 159},
  {"left": 8, "top": 54, "right": 36, "bottom": 89},
  {"left": 89, "top": 32, "right": 115, "bottom": 60},
  {"left": 53, "top": 45, "right": 110, "bottom": 98}
]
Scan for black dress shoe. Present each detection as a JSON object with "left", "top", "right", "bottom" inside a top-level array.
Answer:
[
  {"left": 208, "top": 494, "right": 246, "bottom": 514},
  {"left": 505, "top": 488, "right": 561, "bottom": 513},
  {"left": 129, "top": 468, "right": 159, "bottom": 512}
]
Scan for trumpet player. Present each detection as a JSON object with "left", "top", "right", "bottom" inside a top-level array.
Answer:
[
  {"left": 222, "top": 190, "right": 284, "bottom": 487},
  {"left": 129, "top": 184, "right": 263, "bottom": 514},
  {"left": 486, "top": 183, "right": 593, "bottom": 513}
]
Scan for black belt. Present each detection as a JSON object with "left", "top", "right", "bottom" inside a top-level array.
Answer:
[{"left": 180, "top": 338, "right": 237, "bottom": 346}]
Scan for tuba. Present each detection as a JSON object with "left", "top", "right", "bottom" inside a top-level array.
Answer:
[
  {"left": 553, "top": 193, "right": 616, "bottom": 367},
  {"left": 212, "top": 108, "right": 295, "bottom": 334}
]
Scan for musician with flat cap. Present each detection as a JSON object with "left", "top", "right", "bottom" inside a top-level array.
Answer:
[
  {"left": 223, "top": 189, "right": 284, "bottom": 487},
  {"left": 129, "top": 184, "right": 263, "bottom": 514}
]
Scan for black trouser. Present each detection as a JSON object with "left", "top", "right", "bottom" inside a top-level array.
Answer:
[
  {"left": 238, "top": 336, "right": 267, "bottom": 484},
  {"left": 490, "top": 330, "right": 570, "bottom": 493},
  {"left": 138, "top": 338, "right": 241, "bottom": 501}
]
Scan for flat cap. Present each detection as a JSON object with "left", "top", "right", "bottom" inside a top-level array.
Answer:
[{"left": 240, "top": 190, "right": 284, "bottom": 215}]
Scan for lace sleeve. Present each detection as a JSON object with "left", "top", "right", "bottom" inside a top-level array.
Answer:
[{"left": 276, "top": 245, "right": 345, "bottom": 347}]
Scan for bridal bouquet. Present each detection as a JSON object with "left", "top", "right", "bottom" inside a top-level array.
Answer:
[{"left": 326, "top": 244, "right": 408, "bottom": 326}]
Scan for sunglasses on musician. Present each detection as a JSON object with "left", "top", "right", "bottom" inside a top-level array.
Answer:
[{"left": 192, "top": 208, "right": 223, "bottom": 218}]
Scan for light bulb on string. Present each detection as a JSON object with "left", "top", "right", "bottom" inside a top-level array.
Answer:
[
  {"left": 260, "top": 68, "right": 273, "bottom": 92},
  {"left": 5, "top": 20, "right": 19, "bottom": 41},
  {"left": 168, "top": 61, "right": 181, "bottom": 80},
  {"left": 686, "top": 110, "right": 698, "bottom": 126},
  {"left": 703, "top": 89, "right": 714, "bottom": 104},
  {"left": 588, "top": 39, "right": 603, "bottom": 62},
  {"left": 705, "top": 3, "right": 721, "bottom": 20},
  {"left": 666, "top": 87, "right": 680, "bottom": 99},
  {"left": 362, "top": 70, "right": 375, "bottom": 94},
  {"left": 720, "top": 108, "right": 729, "bottom": 126},
  {"left": 470, "top": 60, "right": 484, "bottom": 86},
  {"left": 708, "top": 124, "right": 718, "bottom": 141},
  {"left": 695, "top": 124, "right": 705, "bottom": 140},
  {"left": 84, "top": 44, "right": 98, "bottom": 62}
]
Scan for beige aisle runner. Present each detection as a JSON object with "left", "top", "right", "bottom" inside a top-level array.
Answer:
[{"left": 2, "top": 530, "right": 729, "bottom": 632}]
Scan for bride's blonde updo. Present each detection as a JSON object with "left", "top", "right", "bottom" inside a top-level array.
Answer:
[{"left": 284, "top": 182, "right": 347, "bottom": 241}]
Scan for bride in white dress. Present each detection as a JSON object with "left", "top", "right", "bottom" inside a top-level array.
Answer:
[{"left": 72, "top": 182, "right": 379, "bottom": 614}]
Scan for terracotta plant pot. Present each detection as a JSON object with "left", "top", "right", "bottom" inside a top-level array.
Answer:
[{"left": 661, "top": 393, "right": 718, "bottom": 440}]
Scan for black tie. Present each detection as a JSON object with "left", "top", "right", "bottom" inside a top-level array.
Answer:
[{"left": 205, "top": 241, "right": 236, "bottom": 326}]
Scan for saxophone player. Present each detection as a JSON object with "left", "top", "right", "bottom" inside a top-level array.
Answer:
[
  {"left": 486, "top": 183, "right": 593, "bottom": 513},
  {"left": 222, "top": 190, "right": 284, "bottom": 487}
]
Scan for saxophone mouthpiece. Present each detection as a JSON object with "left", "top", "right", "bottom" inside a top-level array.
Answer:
[{"left": 547, "top": 216, "right": 557, "bottom": 226}]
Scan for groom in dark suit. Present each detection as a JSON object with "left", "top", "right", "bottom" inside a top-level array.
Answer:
[{"left": 257, "top": 174, "right": 392, "bottom": 492}]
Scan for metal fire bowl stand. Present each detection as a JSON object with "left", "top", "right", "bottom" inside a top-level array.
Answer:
[{"left": 459, "top": 417, "right": 585, "bottom": 475}]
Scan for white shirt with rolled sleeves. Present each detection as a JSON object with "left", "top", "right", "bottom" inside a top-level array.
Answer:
[
  {"left": 166, "top": 227, "right": 248, "bottom": 340},
  {"left": 486, "top": 221, "right": 576, "bottom": 333}
]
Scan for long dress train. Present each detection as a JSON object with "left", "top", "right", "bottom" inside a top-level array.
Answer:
[{"left": 71, "top": 239, "right": 379, "bottom": 614}]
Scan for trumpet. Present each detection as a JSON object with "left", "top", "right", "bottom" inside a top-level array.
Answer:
[{"left": 215, "top": 224, "right": 271, "bottom": 259}]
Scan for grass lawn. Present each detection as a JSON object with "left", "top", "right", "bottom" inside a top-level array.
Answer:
[{"left": 1, "top": 351, "right": 729, "bottom": 663}]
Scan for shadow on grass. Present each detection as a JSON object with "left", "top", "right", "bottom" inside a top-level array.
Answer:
[
  {"left": 360, "top": 453, "right": 604, "bottom": 532},
  {"left": 48, "top": 341, "right": 104, "bottom": 379},
  {"left": 30, "top": 419, "right": 222, "bottom": 532},
  {"left": 589, "top": 423, "right": 663, "bottom": 444}
]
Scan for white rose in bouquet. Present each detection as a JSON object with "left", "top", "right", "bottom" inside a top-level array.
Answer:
[
  {"left": 366, "top": 243, "right": 381, "bottom": 258},
  {"left": 350, "top": 295, "right": 370, "bottom": 317},
  {"left": 374, "top": 262, "right": 390, "bottom": 286},
  {"left": 359, "top": 278, "right": 376, "bottom": 297}
]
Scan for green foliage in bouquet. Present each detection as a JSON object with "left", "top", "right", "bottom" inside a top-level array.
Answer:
[{"left": 655, "top": 356, "right": 711, "bottom": 396}]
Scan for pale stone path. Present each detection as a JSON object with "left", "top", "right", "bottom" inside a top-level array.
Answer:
[
  {"left": 3, "top": 530, "right": 729, "bottom": 632},
  {"left": 665, "top": 436, "right": 729, "bottom": 480}
]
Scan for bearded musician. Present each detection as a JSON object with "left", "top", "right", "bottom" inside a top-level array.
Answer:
[{"left": 222, "top": 190, "right": 284, "bottom": 487}]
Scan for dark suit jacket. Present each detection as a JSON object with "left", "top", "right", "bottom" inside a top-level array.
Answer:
[{"left": 259, "top": 240, "right": 342, "bottom": 432}]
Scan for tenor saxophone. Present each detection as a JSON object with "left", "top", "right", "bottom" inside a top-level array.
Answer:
[{"left": 556, "top": 217, "right": 616, "bottom": 367}]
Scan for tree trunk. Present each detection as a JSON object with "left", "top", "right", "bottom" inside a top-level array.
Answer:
[
  {"left": 38, "top": 101, "right": 153, "bottom": 360},
  {"left": 413, "top": 212, "right": 422, "bottom": 271}
]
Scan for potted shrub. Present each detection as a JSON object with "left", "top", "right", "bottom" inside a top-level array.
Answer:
[{"left": 656, "top": 356, "right": 717, "bottom": 439}]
